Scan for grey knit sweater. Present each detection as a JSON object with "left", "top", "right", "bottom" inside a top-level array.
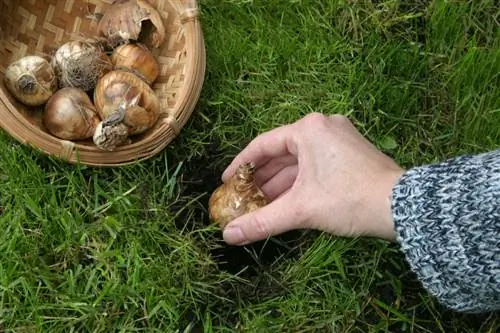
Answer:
[{"left": 391, "top": 149, "right": 500, "bottom": 313}]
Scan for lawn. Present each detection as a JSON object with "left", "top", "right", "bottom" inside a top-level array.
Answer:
[{"left": 1, "top": 0, "right": 499, "bottom": 332}]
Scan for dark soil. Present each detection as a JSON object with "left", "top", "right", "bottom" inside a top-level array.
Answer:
[{"left": 173, "top": 141, "right": 306, "bottom": 277}]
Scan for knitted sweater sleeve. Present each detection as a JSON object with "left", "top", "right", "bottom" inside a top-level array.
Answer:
[{"left": 391, "top": 149, "right": 500, "bottom": 313}]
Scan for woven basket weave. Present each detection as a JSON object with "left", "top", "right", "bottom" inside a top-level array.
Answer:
[{"left": 0, "top": 0, "right": 205, "bottom": 166}]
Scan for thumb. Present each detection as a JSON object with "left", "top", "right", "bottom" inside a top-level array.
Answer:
[{"left": 222, "top": 192, "right": 301, "bottom": 245}]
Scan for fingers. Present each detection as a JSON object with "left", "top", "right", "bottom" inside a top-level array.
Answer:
[
  {"left": 254, "top": 154, "right": 298, "bottom": 186},
  {"left": 222, "top": 124, "right": 298, "bottom": 182},
  {"left": 261, "top": 164, "right": 298, "bottom": 200},
  {"left": 222, "top": 113, "right": 350, "bottom": 182},
  {"left": 222, "top": 192, "right": 302, "bottom": 245}
]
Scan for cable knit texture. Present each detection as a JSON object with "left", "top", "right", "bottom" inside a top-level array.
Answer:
[{"left": 391, "top": 149, "right": 500, "bottom": 313}]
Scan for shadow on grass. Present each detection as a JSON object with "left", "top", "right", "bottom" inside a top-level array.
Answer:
[
  {"left": 170, "top": 139, "right": 304, "bottom": 274},
  {"left": 170, "top": 141, "right": 311, "bottom": 329}
]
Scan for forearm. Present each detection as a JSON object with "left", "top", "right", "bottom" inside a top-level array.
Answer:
[{"left": 391, "top": 149, "right": 500, "bottom": 313}]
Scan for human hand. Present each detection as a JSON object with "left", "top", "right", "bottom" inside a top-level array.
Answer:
[{"left": 220, "top": 113, "right": 405, "bottom": 245}]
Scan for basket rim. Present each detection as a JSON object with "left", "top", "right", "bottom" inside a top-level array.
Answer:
[{"left": 0, "top": 0, "right": 206, "bottom": 167}]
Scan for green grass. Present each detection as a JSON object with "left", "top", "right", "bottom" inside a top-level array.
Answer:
[{"left": 1, "top": 0, "right": 499, "bottom": 331}]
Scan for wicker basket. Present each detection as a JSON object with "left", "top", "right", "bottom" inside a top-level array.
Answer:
[{"left": 0, "top": 0, "right": 205, "bottom": 167}]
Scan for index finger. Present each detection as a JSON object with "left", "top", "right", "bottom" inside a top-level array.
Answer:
[{"left": 222, "top": 123, "right": 298, "bottom": 182}]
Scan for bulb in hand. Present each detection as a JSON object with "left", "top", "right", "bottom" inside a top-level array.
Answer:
[{"left": 209, "top": 162, "right": 269, "bottom": 229}]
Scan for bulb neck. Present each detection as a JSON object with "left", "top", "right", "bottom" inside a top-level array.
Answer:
[{"left": 235, "top": 162, "right": 256, "bottom": 191}]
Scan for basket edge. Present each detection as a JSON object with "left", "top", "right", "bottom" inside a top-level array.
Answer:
[{"left": 0, "top": 0, "right": 207, "bottom": 167}]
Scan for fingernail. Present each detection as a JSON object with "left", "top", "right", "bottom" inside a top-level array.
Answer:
[{"left": 223, "top": 225, "right": 247, "bottom": 245}]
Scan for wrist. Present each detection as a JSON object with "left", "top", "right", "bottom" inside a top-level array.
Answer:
[{"left": 367, "top": 168, "right": 404, "bottom": 241}]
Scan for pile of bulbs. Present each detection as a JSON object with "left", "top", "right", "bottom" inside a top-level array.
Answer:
[{"left": 3, "top": 0, "right": 167, "bottom": 151}]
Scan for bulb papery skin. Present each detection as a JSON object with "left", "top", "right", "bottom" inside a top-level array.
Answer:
[
  {"left": 111, "top": 43, "right": 159, "bottom": 84},
  {"left": 94, "top": 70, "right": 160, "bottom": 135},
  {"left": 208, "top": 163, "right": 269, "bottom": 229},
  {"left": 52, "top": 40, "right": 113, "bottom": 91},
  {"left": 97, "top": 0, "right": 166, "bottom": 49},
  {"left": 4, "top": 55, "right": 58, "bottom": 106},
  {"left": 43, "top": 87, "right": 101, "bottom": 140}
]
